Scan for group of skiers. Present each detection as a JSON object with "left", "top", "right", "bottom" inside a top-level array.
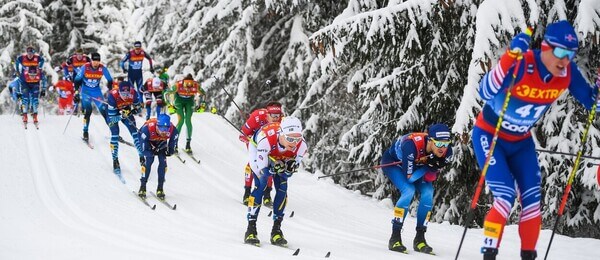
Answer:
[{"left": 4, "top": 19, "right": 598, "bottom": 259}]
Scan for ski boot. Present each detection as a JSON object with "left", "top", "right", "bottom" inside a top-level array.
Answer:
[
  {"left": 33, "top": 113, "right": 38, "bottom": 124},
  {"left": 156, "top": 188, "right": 165, "bottom": 200},
  {"left": 521, "top": 250, "right": 537, "bottom": 260},
  {"left": 138, "top": 184, "right": 147, "bottom": 199},
  {"left": 413, "top": 226, "right": 433, "bottom": 254},
  {"left": 244, "top": 220, "right": 260, "bottom": 246},
  {"left": 184, "top": 140, "right": 192, "bottom": 154},
  {"left": 242, "top": 186, "right": 251, "bottom": 205},
  {"left": 270, "top": 218, "right": 288, "bottom": 247},
  {"left": 113, "top": 159, "right": 121, "bottom": 172},
  {"left": 388, "top": 222, "right": 407, "bottom": 253},
  {"left": 22, "top": 113, "right": 28, "bottom": 123},
  {"left": 482, "top": 247, "right": 498, "bottom": 260},
  {"left": 83, "top": 131, "right": 89, "bottom": 141},
  {"left": 263, "top": 187, "right": 273, "bottom": 207}
]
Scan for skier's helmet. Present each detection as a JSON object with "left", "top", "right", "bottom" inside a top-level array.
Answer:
[
  {"left": 118, "top": 81, "right": 133, "bottom": 99},
  {"left": 157, "top": 114, "right": 171, "bottom": 135}
]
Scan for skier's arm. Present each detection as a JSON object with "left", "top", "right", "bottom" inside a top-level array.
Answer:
[
  {"left": 102, "top": 66, "right": 113, "bottom": 90},
  {"left": 167, "top": 126, "right": 179, "bottom": 155},
  {"left": 74, "top": 67, "right": 85, "bottom": 91},
  {"left": 399, "top": 140, "right": 418, "bottom": 178},
  {"left": 119, "top": 54, "right": 129, "bottom": 71},
  {"left": 248, "top": 133, "right": 271, "bottom": 174},
  {"left": 38, "top": 55, "right": 45, "bottom": 69},
  {"left": 479, "top": 52, "right": 525, "bottom": 101},
  {"left": 139, "top": 126, "right": 153, "bottom": 157},
  {"left": 145, "top": 52, "right": 154, "bottom": 71},
  {"left": 568, "top": 64, "right": 598, "bottom": 111}
]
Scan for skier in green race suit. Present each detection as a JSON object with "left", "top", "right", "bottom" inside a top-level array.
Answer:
[{"left": 165, "top": 73, "right": 204, "bottom": 153}]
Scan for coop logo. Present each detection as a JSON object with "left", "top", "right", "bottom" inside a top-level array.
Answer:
[
  {"left": 514, "top": 85, "right": 564, "bottom": 100},
  {"left": 479, "top": 135, "right": 496, "bottom": 165}
]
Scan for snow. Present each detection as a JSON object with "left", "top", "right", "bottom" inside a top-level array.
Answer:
[{"left": 1, "top": 113, "right": 598, "bottom": 259}]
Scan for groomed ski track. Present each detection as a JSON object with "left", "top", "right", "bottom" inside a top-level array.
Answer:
[{"left": 0, "top": 114, "right": 598, "bottom": 260}]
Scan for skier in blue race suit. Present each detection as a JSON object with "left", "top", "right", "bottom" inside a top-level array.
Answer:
[
  {"left": 138, "top": 114, "right": 179, "bottom": 200},
  {"left": 120, "top": 41, "right": 154, "bottom": 101},
  {"left": 381, "top": 123, "right": 453, "bottom": 254},
  {"left": 106, "top": 81, "right": 144, "bottom": 174},
  {"left": 473, "top": 21, "right": 600, "bottom": 260},
  {"left": 74, "top": 52, "right": 113, "bottom": 141},
  {"left": 7, "top": 77, "right": 20, "bottom": 102},
  {"left": 15, "top": 46, "right": 47, "bottom": 124}
]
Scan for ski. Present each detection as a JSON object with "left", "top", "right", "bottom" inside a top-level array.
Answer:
[
  {"left": 151, "top": 191, "right": 177, "bottom": 210},
  {"left": 82, "top": 138, "right": 94, "bottom": 149},
  {"left": 118, "top": 136, "right": 135, "bottom": 147},
  {"left": 268, "top": 210, "right": 294, "bottom": 218},
  {"left": 23, "top": 122, "right": 27, "bottom": 129},
  {"left": 113, "top": 168, "right": 126, "bottom": 184},
  {"left": 34, "top": 122, "right": 39, "bottom": 130},
  {"left": 133, "top": 191, "right": 156, "bottom": 210},
  {"left": 174, "top": 152, "right": 186, "bottom": 163},
  {"left": 181, "top": 149, "right": 201, "bottom": 164}
]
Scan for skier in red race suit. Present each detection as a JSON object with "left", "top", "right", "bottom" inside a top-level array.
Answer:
[
  {"left": 239, "top": 102, "right": 283, "bottom": 206},
  {"left": 54, "top": 77, "right": 74, "bottom": 115},
  {"left": 473, "top": 20, "right": 600, "bottom": 260}
]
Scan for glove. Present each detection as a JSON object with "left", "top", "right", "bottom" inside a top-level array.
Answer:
[
  {"left": 121, "top": 109, "right": 132, "bottom": 118},
  {"left": 40, "top": 90, "right": 46, "bottom": 97},
  {"left": 164, "top": 149, "right": 173, "bottom": 157},
  {"left": 9, "top": 87, "right": 13, "bottom": 95},
  {"left": 284, "top": 160, "right": 299, "bottom": 176},
  {"left": 150, "top": 68, "right": 155, "bottom": 74},
  {"left": 66, "top": 75, "right": 73, "bottom": 81},
  {"left": 123, "top": 69, "right": 128, "bottom": 74},
  {"left": 426, "top": 155, "right": 448, "bottom": 170},
  {"left": 16, "top": 92, "right": 22, "bottom": 99},
  {"left": 509, "top": 31, "right": 531, "bottom": 54},
  {"left": 74, "top": 91, "right": 80, "bottom": 103},
  {"left": 239, "top": 134, "right": 250, "bottom": 144},
  {"left": 273, "top": 161, "right": 286, "bottom": 175}
]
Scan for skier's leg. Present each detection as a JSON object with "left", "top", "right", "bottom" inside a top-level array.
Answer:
[
  {"left": 271, "top": 173, "right": 288, "bottom": 219},
  {"left": 471, "top": 126, "right": 515, "bottom": 253},
  {"left": 508, "top": 137, "right": 542, "bottom": 254}
]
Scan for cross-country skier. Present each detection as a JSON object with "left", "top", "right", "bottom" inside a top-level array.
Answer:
[
  {"left": 15, "top": 46, "right": 46, "bottom": 126},
  {"left": 244, "top": 116, "right": 307, "bottom": 247},
  {"left": 141, "top": 75, "right": 167, "bottom": 120},
  {"left": 473, "top": 21, "right": 600, "bottom": 260},
  {"left": 64, "top": 49, "right": 90, "bottom": 81},
  {"left": 53, "top": 67, "right": 75, "bottom": 115},
  {"left": 165, "top": 74, "right": 205, "bottom": 153},
  {"left": 74, "top": 52, "right": 113, "bottom": 141},
  {"left": 239, "top": 101, "right": 284, "bottom": 207},
  {"left": 106, "top": 81, "right": 144, "bottom": 174},
  {"left": 138, "top": 114, "right": 179, "bottom": 200},
  {"left": 380, "top": 123, "right": 453, "bottom": 254},
  {"left": 120, "top": 41, "right": 154, "bottom": 100}
]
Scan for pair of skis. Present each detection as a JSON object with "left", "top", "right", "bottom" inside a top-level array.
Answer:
[
  {"left": 23, "top": 121, "right": 39, "bottom": 130},
  {"left": 174, "top": 149, "right": 201, "bottom": 164},
  {"left": 133, "top": 191, "right": 177, "bottom": 210},
  {"left": 245, "top": 242, "right": 330, "bottom": 258}
]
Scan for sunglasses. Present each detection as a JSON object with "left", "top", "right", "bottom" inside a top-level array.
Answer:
[
  {"left": 269, "top": 113, "right": 281, "bottom": 119},
  {"left": 157, "top": 126, "right": 170, "bottom": 134},
  {"left": 283, "top": 134, "right": 302, "bottom": 143},
  {"left": 551, "top": 46, "right": 576, "bottom": 60},
  {"left": 431, "top": 139, "right": 451, "bottom": 148}
]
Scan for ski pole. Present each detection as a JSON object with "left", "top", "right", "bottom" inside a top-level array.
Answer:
[
  {"left": 317, "top": 161, "right": 402, "bottom": 179},
  {"left": 454, "top": 42, "right": 528, "bottom": 260},
  {"left": 219, "top": 114, "right": 277, "bottom": 163},
  {"left": 63, "top": 102, "right": 79, "bottom": 134},
  {"left": 544, "top": 68, "right": 600, "bottom": 260},
  {"left": 213, "top": 76, "right": 246, "bottom": 118},
  {"left": 536, "top": 148, "right": 600, "bottom": 161}
]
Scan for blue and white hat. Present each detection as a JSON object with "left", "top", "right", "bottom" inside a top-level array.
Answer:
[
  {"left": 280, "top": 116, "right": 303, "bottom": 135},
  {"left": 544, "top": 20, "right": 578, "bottom": 51},
  {"left": 428, "top": 123, "right": 451, "bottom": 141}
]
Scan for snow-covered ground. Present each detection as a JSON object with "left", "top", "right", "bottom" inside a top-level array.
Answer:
[{"left": 0, "top": 113, "right": 598, "bottom": 259}]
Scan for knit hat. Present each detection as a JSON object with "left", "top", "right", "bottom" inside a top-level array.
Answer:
[
  {"left": 134, "top": 41, "right": 142, "bottom": 48},
  {"left": 544, "top": 20, "right": 578, "bottom": 51},
  {"left": 280, "top": 116, "right": 302, "bottom": 135},
  {"left": 91, "top": 52, "right": 101, "bottom": 61},
  {"left": 428, "top": 123, "right": 451, "bottom": 141}
]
